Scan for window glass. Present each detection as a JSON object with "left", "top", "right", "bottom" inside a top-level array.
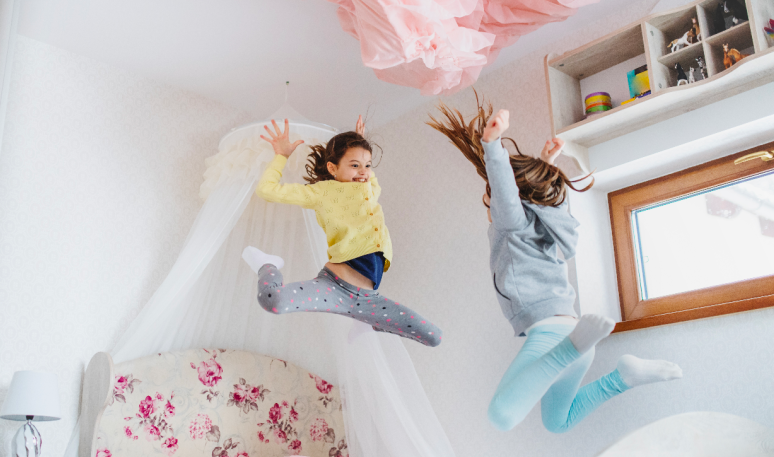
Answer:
[{"left": 632, "top": 171, "right": 774, "bottom": 300}]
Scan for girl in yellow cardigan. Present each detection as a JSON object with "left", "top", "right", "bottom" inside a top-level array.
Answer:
[{"left": 242, "top": 117, "right": 442, "bottom": 347}]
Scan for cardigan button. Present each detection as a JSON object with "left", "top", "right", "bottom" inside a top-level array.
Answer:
[
  {"left": 370, "top": 213, "right": 373, "bottom": 216},
  {"left": 377, "top": 244, "right": 380, "bottom": 248},
  {"left": 365, "top": 197, "right": 369, "bottom": 200},
  {"left": 374, "top": 228, "right": 378, "bottom": 231}
]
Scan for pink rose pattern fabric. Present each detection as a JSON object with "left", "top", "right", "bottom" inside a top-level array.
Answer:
[
  {"left": 310, "top": 374, "right": 335, "bottom": 407},
  {"left": 256, "top": 401, "right": 302, "bottom": 453},
  {"left": 192, "top": 349, "right": 226, "bottom": 402},
  {"left": 94, "top": 349, "right": 345, "bottom": 457},
  {"left": 327, "top": 0, "right": 599, "bottom": 95},
  {"left": 119, "top": 390, "right": 177, "bottom": 453},
  {"left": 110, "top": 374, "right": 141, "bottom": 405},
  {"left": 228, "top": 378, "right": 269, "bottom": 414}
]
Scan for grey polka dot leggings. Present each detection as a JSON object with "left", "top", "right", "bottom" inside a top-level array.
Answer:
[{"left": 257, "top": 265, "right": 442, "bottom": 347}]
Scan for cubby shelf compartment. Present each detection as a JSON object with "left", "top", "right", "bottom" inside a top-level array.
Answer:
[
  {"left": 706, "top": 20, "right": 752, "bottom": 45},
  {"left": 657, "top": 41, "right": 704, "bottom": 68},
  {"left": 544, "top": 0, "right": 774, "bottom": 173}
]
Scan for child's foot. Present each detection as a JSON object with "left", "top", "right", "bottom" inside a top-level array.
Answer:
[
  {"left": 242, "top": 246, "right": 284, "bottom": 273},
  {"left": 568, "top": 314, "right": 615, "bottom": 354},
  {"left": 617, "top": 354, "right": 682, "bottom": 388}
]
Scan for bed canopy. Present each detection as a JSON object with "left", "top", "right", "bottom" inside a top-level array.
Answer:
[{"left": 63, "top": 98, "right": 455, "bottom": 457}]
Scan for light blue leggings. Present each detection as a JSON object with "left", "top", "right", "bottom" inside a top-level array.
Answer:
[{"left": 488, "top": 324, "right": 630, "bottom": 433}]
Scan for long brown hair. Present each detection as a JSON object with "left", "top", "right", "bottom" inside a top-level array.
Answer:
[
  {"left": 426, "top": 92, "right": 593, "bottom": 207},
  {"left": 305, "top": 131, "right": 374, "bottom": 184}
]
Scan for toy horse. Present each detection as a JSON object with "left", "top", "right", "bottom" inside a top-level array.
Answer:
[
  {"left": 669, "top": 32, "right": 692, "bottom": 52},
  {"left": 696, "top": 56, "right": 708, "bottom": 79},
  {"left": 675, "top": 63, "right": 689, "bottom": 85},
  {"left": 688, "top": 67, "right": 696, "bottom": 83},
  {"left": 723, "top": 43, "right": 749, "bottom": 68}
]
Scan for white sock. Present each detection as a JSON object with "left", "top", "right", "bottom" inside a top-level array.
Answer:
[
  {"left": 241, "top": 246, "right": 284, "bottom": 273},
  {"left": 568, "top": 314, "right": 615, "bottom": 354},
  {"left": 617, "top": 354, "right": 683, "bottom": 388}
]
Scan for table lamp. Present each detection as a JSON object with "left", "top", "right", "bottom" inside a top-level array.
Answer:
[{"left": 1, "top": 371, "right": 61, "bottom": 457}]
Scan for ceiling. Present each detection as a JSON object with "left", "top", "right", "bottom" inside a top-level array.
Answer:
[{"left": 17, "top": 0, "right": 644, "bottom": 131}]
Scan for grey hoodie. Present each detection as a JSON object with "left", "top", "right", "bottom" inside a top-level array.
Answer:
[{"left": 483, "top": 138, "right": 579, "bottom": 336}]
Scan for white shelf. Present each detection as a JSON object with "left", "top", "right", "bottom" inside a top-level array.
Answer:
[
  {"left": 554, "top": 47, "right": 774, "bottom": 173},
  {"left": 545, "top": 0, "right": 774, "bottom": 174}
]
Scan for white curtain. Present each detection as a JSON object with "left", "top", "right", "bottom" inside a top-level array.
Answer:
[{"left": 66, "top": 119, "right": 456, "bottom": 457}]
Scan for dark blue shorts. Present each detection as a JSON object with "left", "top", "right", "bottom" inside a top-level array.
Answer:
[{"left": 345, "top": 252, "right": 386, "bottom": 289}]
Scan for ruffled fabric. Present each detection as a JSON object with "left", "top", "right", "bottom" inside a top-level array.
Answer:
[
  {"left": 329, "top": 0, "right": 599, "bottom": 95},
  {"left": 200, "top": 133, "right": 321, "bottom": 200}
]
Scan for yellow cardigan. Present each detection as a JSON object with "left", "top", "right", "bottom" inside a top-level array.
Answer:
[{"left": 256, "top": 155, "right": 392, "bottom": 271}]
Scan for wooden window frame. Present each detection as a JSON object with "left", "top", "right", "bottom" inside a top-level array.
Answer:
[{"left": 609, "top": 141, "right": 774, "bottom": 332}]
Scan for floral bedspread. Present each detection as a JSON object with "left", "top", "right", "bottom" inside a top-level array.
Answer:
[{"left": 94, "top": 349, "right": 347, "bottom": 457}]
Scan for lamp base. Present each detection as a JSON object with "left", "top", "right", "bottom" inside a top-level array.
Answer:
[{"left": 12, "top": 419, "right": 41, "bottom": 457}]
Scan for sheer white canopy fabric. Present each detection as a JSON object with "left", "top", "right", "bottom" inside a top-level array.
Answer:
[{"left": 65, "top": 116, "right": 455, "bottom": 457}]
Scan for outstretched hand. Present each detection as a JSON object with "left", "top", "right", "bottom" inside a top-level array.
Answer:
[
  {"left": 355, "top": 115, "right": 364, "bottom": 136},
  {"left": 482, "top": 109, "right": 509, "bottom": 143},
  {"left": 260, "top": 119, "right": 304, "bottom": 158},
  {"left": 540, "top": 138, "right": 565, "bottom": 165}
]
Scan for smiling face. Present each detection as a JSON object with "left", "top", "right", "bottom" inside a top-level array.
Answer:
[{"left": 327, "top": 147, "right": 372, "bottom": 183}]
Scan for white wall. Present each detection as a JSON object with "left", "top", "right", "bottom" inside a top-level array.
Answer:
[
  {"left": 0, "top": 36, "right": 252, "bottom": 456},
  {"left": 371, "top": 1, "right": 774, "bottom": 455}
]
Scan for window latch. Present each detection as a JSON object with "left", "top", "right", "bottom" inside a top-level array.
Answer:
[{"left": 734, "top": 151, "right": 774, "bottom": 165}]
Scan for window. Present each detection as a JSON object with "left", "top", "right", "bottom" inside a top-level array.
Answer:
[{"left": 609, "top": 142, "right": 774, "bottom": 331}]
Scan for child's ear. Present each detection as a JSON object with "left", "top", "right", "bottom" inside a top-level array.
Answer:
[{"left": 326, "top": 161, "right": 337, "bottom": 176}]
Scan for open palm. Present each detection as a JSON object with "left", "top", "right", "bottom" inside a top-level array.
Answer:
[{"left": 260, "top": 119, "right": 304, "bottom": 158}]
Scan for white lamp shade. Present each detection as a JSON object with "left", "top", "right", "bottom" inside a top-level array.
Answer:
[{"left": 0, "top": 371, "right": 61, "bottom": 421}]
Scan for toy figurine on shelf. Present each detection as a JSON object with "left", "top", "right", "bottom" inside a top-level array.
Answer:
[
  {"left": 675, "top": 63, "right": 689, "bottom": 85},
  {"left": 688, "top": 67, "right": 697, "bottom": 83},
  {"left": 669, "top": 31, "right": 692, "bottom": 52},
  {"left": 723, "top": 43, "right": 749, "bottom": 69},
  {"left": 696, "top": 56, "right": 708, "bottom": 79},
  {"left": 716, "top": 0, "right": 747, "bottom": 31}
]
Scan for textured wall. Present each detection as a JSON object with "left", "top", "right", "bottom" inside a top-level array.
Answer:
[
  {"left": 371, "top": 2, "right": 774, "bottom": 456},
  {"left": 0, "top": 36, "right": 251, "bottom": 456}
]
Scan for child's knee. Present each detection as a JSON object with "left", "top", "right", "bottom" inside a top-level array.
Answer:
[
  {"left": 424, "top": 329, "right": 442, "bottom": 347},
  {"left": 257, "top": 288, "right": 282, "bottom": 314}
]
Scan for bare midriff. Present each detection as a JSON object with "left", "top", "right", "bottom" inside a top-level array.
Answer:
[{"left": 325, "top": 262, "right": 375, "bottom": 290}]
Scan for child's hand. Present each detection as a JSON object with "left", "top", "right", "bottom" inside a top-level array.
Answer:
[
  {"left": 482, "top": 109, "right": 509, "bottom": 143},
  {"left": 355, "top": 115, "right": 364, "bottom": 136},
  {"left": 540, "top": 138, "right": 565, "bottom": 165},
  {"left": 260, "top": 119, "right": 304, "bottom": 158}
]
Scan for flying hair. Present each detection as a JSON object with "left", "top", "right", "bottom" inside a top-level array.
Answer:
[{"left": 426, "top": 91, "right": 594, "bottom": 207}]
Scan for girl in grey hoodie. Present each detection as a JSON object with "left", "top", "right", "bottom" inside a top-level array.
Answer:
[{"left": 429, "top": 99, "right": 682, "bottom": 433}]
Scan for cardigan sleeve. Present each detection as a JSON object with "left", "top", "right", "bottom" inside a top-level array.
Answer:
[
  {"left": 482, "top": 137, "right": 527, "bottom": 231},
  {"left": 256, "top": 155, "right": 319, "bottom": 209},
  {"left": 369, "top": 171, "right": 381, "bottom": 200}
]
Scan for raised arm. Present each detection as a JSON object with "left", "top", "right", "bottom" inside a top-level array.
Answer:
[
  {"left": 256, "top": 156, "right": 319, "bottom": 208},
  {"left": 256, "top": 119, "right": 318, "bottom": 208},
  {"left": 483, "top": 138, "right": 527, "bottom": 231},
  {"left": 482, "top": 109, "right": 527, "bottom": 231}
]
